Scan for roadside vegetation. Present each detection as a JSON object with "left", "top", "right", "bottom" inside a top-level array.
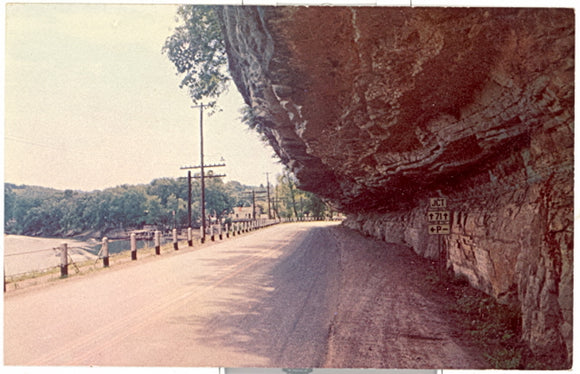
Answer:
[
  {"left": 162, "top": 5, "right": 273, "bottom": 145},
  {"left": 162, "top": 5, "right": 227, "bottom": 110},
  {"left": 425, "top": 272, "right": 542, "bottom": 369}
]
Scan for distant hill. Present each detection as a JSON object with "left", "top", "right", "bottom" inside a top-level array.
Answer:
[{"left": 4, "top": 179, "right": 258, "bottom": 238}]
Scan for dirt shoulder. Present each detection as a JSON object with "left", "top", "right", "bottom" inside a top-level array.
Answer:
[{"left": 324, "top": 225, "right": 488, "bottom": 369}]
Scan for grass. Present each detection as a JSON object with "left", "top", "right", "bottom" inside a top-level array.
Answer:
[
  {"left": 426, "top": 272, "right": 533, "bottom": 369},
  {"left": 453, "top": 292, "right": 523, "bottom": 369}
]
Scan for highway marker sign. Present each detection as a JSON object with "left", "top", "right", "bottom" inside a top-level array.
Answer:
[
  {"left": 428, "top": 224, "right": 450, "bottom": 235},
  {"left": 428, "top": 197, "right": 450, "bottom": 235},
  {"left": 430, "top": 197, "right": 447, "bottom": 209},
  {"left": 428, "top": 211, "right": 450, "bottom": 222}
]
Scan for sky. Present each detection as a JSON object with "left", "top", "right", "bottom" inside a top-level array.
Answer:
[{"left": 4, "top": 3, "right": 285, "bottom": 192}]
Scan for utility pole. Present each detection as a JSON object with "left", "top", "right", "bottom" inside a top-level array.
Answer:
[
  {"left": 199, "top": 103, "right": 206, "bottom": 243},
  {"left": 180, "top": 162, "right": 226, "bottom": 242},
  {"left": 252, "top": 190, "right": 256, "bottom": 219},
  {"left": 187, "top": 170, "right": 192, "bottom": 228},
  {"left": 274, "top": 186, "right": 280, "bottom": 220},
  {"left": 240, "top": 189, "right": 267, "bottom": 221},
  {"left": 181, "top": 103, "right": 226, "bottom": 243},
  {"left": 265, "top": 172, "right": 272, "bottom": 219}
]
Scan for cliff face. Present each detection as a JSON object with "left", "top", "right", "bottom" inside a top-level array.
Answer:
[{"left": 219, "top": 6, "right": 574, "bottom": 367}]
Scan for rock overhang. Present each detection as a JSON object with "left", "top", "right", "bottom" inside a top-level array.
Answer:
[{"left": 218, "top": 6, "right": 574, "bottom": 213}]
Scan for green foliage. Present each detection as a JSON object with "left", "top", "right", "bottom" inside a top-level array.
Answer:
[
  {"left": 485, "top": 348, "right": 522, "bottom": 369},
  {"left": 163, "top": 5, "right": 229, "bottom": 109},
  {"left": 447, "top": 281, "right": 524, "bottom": 369},
  {"left": 3, "top": 178, "right": 259, "bottom": 237},
  {"left": 4, "top": 172, "right": 332, "bottom": 237},
  {"left": 205, "top": 178, "right": 234, "bottom": 218},
  {"left": 274, "top": 170, "right": 330, "bottom": 220}
]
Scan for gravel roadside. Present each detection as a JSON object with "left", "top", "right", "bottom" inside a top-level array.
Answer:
[{"left": 324, "top": 225, "right": 488, "bottom": 369}]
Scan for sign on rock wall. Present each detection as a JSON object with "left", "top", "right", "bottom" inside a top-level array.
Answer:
[{"left": 428, "top": 198, "right": 450, "bottom": 235}]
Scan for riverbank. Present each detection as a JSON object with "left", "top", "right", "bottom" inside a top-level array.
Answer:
[
  {"left": 3, "top": 233, "right": 179, "bottom": 278},
  {"left": 3, "top": 234, "right": 197, "bottom": 293},
  {"left": 4, "top": 235, "right": 99, "bottom": 277}
]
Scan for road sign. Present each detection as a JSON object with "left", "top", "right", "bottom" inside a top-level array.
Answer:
[
  {"left": 428, "top": 224, "right": 450, "bottom": 235},
  {"left": 428, "top": 211, "right": 450, "bottom": 223},
  {"left": 430, "top": 198, "right": 447, "bottom": 209}
]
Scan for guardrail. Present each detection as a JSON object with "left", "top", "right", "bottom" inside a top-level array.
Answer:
[
  {"left": 4, "top": 217, "right": 336, "bottom": 292},
  {"left": 4, "top": 244, "right": 88, "bottom": 291}
]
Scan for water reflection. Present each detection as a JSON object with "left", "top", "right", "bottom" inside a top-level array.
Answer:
[{"left": 88, "top": 237, "right": 170, "bottom": 255}]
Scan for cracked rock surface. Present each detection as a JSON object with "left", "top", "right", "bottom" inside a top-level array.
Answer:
[{"left": 218, "top": 6, "right": 573, "bottom": 368}]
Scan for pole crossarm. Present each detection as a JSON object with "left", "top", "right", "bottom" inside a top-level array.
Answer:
[
  {"left": 180, "top": 163, "right": 226, "bottom": 170},
  {"left": 192, "top": 173, "right": 226, "bottom": 179}
]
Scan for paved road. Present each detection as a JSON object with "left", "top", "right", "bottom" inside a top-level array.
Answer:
[
  {"left": 4, "top": 222, "right": 341, "bottom": 367},
  {"left": 5, "top": 221, "right": 485, "bottom": 368}
]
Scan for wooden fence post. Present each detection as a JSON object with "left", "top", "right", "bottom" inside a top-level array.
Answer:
[
  {"left": 60, "top": 243, "right": 68, "bottom": 277},
  {"left": 173, "top": 228, "right": 178, "bottom": 250},
  {"left": 130, "top": 233, "right": 137, "bottom": 260},
  {"left": 102, "top": 237, "right": 109, "bottom": 268},
  {"left": 155, "top": 231, "right": 161, "bottom": 255}
]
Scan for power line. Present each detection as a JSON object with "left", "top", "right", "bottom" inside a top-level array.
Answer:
[
  {"left": 6, "top": 135, "right": 185, "bottom": 170},
  {"left": 5, "top": 136, "right": 70, "bottom": 152}
]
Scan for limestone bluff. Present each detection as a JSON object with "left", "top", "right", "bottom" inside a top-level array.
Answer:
[{"left": 217, "top": 7, "right": 573, "bottom": 368}]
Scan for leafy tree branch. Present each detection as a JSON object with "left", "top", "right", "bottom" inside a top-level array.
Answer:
[{"left": 163, "top": 5, "right": 229, "bottom": 109}]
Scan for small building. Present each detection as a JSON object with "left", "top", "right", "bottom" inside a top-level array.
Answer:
[
  {"left": 229, "top": 206, "right": 253, "bottom": 221},
  {"left": 228, "top": 206, "right": 266, "bottom": 221}
]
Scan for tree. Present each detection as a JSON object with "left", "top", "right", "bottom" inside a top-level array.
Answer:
[
  {"left": 163, "top": 5, "right": 229, "bottom": 109},
  {"left": 4, "top": 185, "right": 15, "bottom": 227},
  {"left": 4, "top": 178, "right": 272, "bottom": 236},
  {"left": 275, "top": 170, "right": 329, "bottom": 220},
  {"left": 280, "top": 172, "right": 299, "bottom": 218},
  {"left": 205, "top": 178, "right": 234, "bottom": 221},
  {"left": 144, "top": 195, "right": 163, "bottom": 226}
]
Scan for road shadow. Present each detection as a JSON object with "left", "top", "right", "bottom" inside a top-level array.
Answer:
[
  {"left": 165, "top": 222, "right": 486, "bottom": 368},
  {"left": 168, "top": 223, "right": 341, "bottom": 368}
]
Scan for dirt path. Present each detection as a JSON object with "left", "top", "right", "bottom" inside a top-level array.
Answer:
[{"left": 324, "top": 225, "right": 487, "bottom": 369}]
